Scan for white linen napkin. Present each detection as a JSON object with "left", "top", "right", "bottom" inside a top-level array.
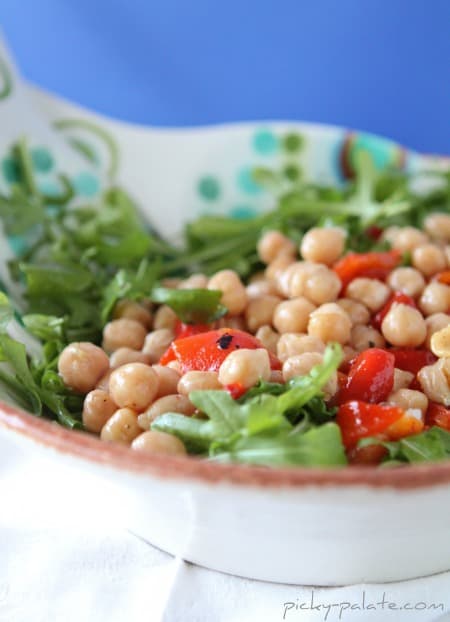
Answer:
[{"left": 1, "top": 441, "right": 449, "bottom": 622}]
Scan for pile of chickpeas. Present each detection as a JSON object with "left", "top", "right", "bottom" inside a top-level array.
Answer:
[{"left": 57, "top": 212, "right": 450, "bottom": 458}]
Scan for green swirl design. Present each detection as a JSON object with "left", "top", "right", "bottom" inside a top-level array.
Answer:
[
  {"left": 0, "top": 56, "right": 13, "bottom": 100},
  {"left": 53, "top": 118, "right": 119, "bottom": 179}
]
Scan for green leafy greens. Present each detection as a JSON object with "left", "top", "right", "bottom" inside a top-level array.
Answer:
[{"left": 359, "top": 427, "right": 450, "bottom": 465}]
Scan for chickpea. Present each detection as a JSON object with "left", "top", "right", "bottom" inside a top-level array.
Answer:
[
  {"left": 208, "top": 270, "right": 248, "bottom": 315},
  {"left": 96, "top": 368, "right": 114, "bottom": 392},
  {"left": 142, "top": 329, "right": 174, "bottom": 363},
  {"left": 109, "top": 363, "right": 159, "bottom": 411},
  {"left": 255, "top": 325, "right": 280, "bottom": 353},
  {"left": 166, "top": 360, "right": 183, "bottom": 374},
  {"left": 138, "top": 394, "right": 195, "bottom": 430},
  {"left": 412, "top": 244, "right": 447, "bottom": 277},
  {"left": 424, "top": 213, "right": 450, "bottom": 242},
  {"left": 270, "top": 369, "right": 284, "bottom": 383},
  {"left": 153, "top": 305, "right": 178, "bottom": 331},
  {"left": 102, "top": 318, "right": 147, "bottom": 353},
  {"left": 178, "top": 273, "right": 209, "bottom": 289},
  {"left": 431, "top": 325, "right": 450, "bottom": 358},
  {"left": 307, "top": 303, "right": 352, "bottom": 344},
  {"left": 418, "top": 358, "right": 450, "bottom": 406},
  {"left": 392, "top": 368, "right": 414, "bottom": 392},
  {"left": 282, "top": 352, "right": 323, "bottom": 381},
  {"left": 388, "top": 389, "right": 428, "bottom": 415},
  {"left": 391, "top": 226, "right": 428, "bottom": 252},
  {"left": 177, "top": 371, "right": 222, "bottom": 395},
  {"left": 387, "top": 267, "right": 425, "bottom": 298},
  {"left": 215, "top": 315, "right": 247, "bottom": 331},
  {"left": 381, "top": 303, "right": 426, "bottom": 347},
  {"left": 282, "top": 262, "right": 321, "bottom": 298},
  {"left": 300, "top": 227, "right": 346, "bottom": 265},
  {"left": 419, "top": 283, "right": 450, "bottom": 316},
  {"left": 58, "top": 342, "right": 110, "bottom": 394},
  {"left": 246, "top": 279, "right": 278, "bottom": 298},
  {"left": 342, "top": 346, "right": 357, "bottom": 367},
  {"left": 336, "top": 298, "right": 370, "bottom": 326},
  {"left": 445, "top": 245, "right": 450, "bottom": 267},
  {"left": 152, "top": 364, "right": 181, "bottom": 398},
  {"left": 277, "top": 333, "right": 325, "bottom": 363},
  {"left": 265, "top": 253, "right": 295, "bottom": 283},
  {"left": 218, "top": 348, "right": 271, "bottom": 389},
  {"left": 245, "top": 295, "right": 281, "bottom": 332},
  {"left": 82, "top": 389, "right": 117, "bottom": 433},
  {"left": 425, "top": 313, "right": 450, "bottom": 348},
  {"left": 382, "top": 226, "right": 401, "bottom": 246},
  {"left": 282, "top": 353, "right": 337, "bottom": 399},
  {"left": 110, "top": 347, "right": 151, "bottom": 368},
  {"left": 257, "top": 230, "right": 296, "bottom": 264},
  {"left": 350, "top": 325, "right": 385, "bottom": 351},
  {"left": 273, "top": 297, "right": 316, "bottom": 334},
  {"left": 302, "top": 267, "right": 341, "bottom": 305},
  {"left": 346, "top": 278, "right": 390, "bottom": 312},
  {"left": 131, "top": 430, "right": 187, "bottom": 456},
  {"left": 113, "top": 299, "right": 152, "bottom": 328},
  {"left": 100, "top": 407, "right": 141, "bottom": 445},
  {"left": 161, "top": 278, "right": 182, "bottom": 289}
]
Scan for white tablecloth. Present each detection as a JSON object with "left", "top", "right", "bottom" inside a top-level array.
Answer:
[{"left": 1, "top": 441, "right": 450, "bottom": 622}]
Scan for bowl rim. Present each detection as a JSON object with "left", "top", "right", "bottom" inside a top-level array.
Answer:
[{"left": 2, "top": 400, "right": 450, "bottom": 490}]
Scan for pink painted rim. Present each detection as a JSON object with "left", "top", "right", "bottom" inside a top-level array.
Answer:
[{"left": 2, "top": 400, "right": 450, "bottom": 490}]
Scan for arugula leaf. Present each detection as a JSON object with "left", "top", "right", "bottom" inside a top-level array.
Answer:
[
  {"left": 211, "top": 423, "right": 347, "bottom": 467},
  {"left": 101, "top": 259, "right": 159, "bottom": 322},
  {"left": 189, "top": 390, "right": 245, "bottom": 437},
  {"left": 238, "top": 380, "right": 287, "bottom": 401},
  {"left": 359, "top": 427, "right": 450, "bottom": 464},
  {"left": 150, "top": 287, "right": 227, "bottom": 324},
  {"left": 0, "top": 334, "right": 41, "bottom": 414},
  {"left": 22, "top": 314, "right": 66, "bottom": 341},
  {"left": 0, "top": 292, "right": 13, "bottom": 330},
  {"left": 276, "top": 343, "right": 342, "bottom": 413},
  {"left": 151, "top": 414, "right": 216, "bottom": 453},
  {"left": 20, "top": 263, "right": 94, "bottom": 296}
]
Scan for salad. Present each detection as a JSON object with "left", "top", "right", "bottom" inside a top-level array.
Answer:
[{"left": 0, "top": 139, "right": 450, "bottom": 468}]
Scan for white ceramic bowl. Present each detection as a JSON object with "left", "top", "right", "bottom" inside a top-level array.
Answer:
[
  {"left": 1, "top": 48, "right": 450, "bottom": 584},
  {"left": 2, "top": 401, "right": 450, "bottom": 586}
]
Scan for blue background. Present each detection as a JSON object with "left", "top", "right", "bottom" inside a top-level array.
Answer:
[{"left": 1, "top": 0, "right": 449, "bottom": 153}]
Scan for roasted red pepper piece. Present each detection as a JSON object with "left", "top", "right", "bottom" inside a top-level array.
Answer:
[
  {"left": 390, "top": 348, "right": 437, "bottom": 376},
  {"left": 337, "top": 400, "right": 404, "bottom": 449},
  {"left": 425, "top": 402, "right": 450, "bottom": 431},
  {"left": 365, "top": 225, "right": 383, "bottom": 241},
  {"left": 435, "top": 271, "right": 450, "bottom": 286},
  {"left": 159, "top": 327, "right": 282, "bottom": 373},
  {"left": 372, "top": 292, "right": 417, "bottom": 330},
  {"left": 226, "top": 382, "right": 247, "bottom": 399},
  {"left": 337, "top": 348, "right": 395, "bottom": 404},
  {"left": 174, "top": 320, "right": 212, "bottom": 339},
  {"left": 333, "top": 250, "right": 402, "bottom": 290}
]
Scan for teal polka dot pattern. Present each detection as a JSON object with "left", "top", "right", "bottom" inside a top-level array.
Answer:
[
  {"left": 72, "top": 172, "right": 100, "bottom": 197},
  {"left": 8, "top": 235, "right": 27, "bottom": 255},
  {"left": 31, "top": 147, "right": 54, "bottom": 173},
  {"left": 237, "top": 167, "right": 262, "bottom": 195},
  {"left": 39, "top": 180, "right": 62, "bottom": 197},
  {"left": 1, "top": 157, "right": 20, "bottom": 183},
  {"left": 252, "top": 129, "right": 278, "bottom": 155},
  {"left": 198, "top": 175, "right": 221, "bottom": 201},
  {"left": 230, "top": 205, "right": 258, "bottom": 219}
]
